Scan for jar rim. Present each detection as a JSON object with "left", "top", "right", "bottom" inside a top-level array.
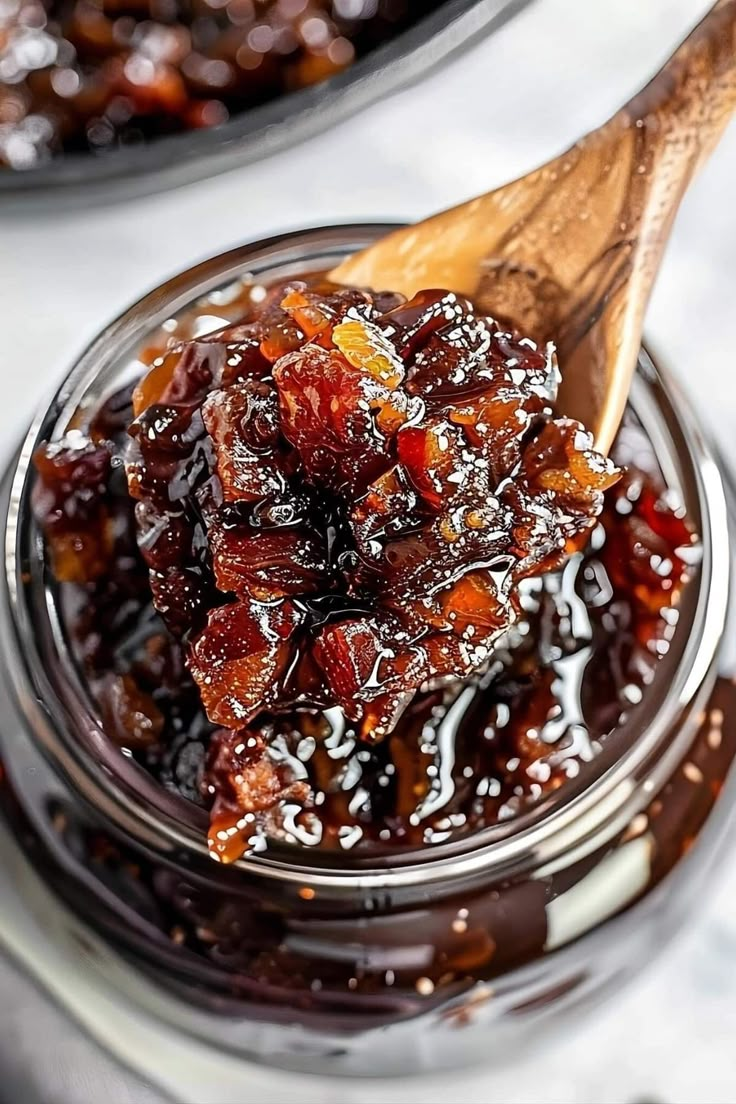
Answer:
[{"left": 2, "top": 223, "right": 730, "bottom": 890}]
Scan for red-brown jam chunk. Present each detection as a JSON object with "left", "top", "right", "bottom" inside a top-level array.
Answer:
[
  {"left": 32, "top": 433, "right": 114, "bottom": 582},
  {"left": 205, "top": 727, "right": 310, "bottom": 863},
  {"left": 0, "top": 0, "right": 444, "bottom": 169},
  {"left": 125, "top": 282, "right": 619, "bottom": 760}
]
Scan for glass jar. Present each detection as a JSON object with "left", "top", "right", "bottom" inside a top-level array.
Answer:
[{"left": 1, "top": 225, "right": 735, "bottom": 1092}]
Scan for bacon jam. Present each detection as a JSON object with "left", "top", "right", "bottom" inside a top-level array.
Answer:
[
  {"left": 31, "top": 279, "right": 696, "bottom": 864},
  {"left": 0, "top": 0, "right": 444, "bottom": 169}
]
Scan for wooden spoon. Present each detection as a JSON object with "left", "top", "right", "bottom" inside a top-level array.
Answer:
[{"left": 330, "top": 0, "right": 736, "bottom": 453}]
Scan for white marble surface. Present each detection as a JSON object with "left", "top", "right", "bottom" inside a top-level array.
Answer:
[{"left": 1, "top": 0, "right": 736, "bottom": 1101}]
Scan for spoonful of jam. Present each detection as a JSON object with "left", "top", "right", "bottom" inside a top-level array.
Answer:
[{"left": 126, "top": 284, "right": 618, "bottom": 743}]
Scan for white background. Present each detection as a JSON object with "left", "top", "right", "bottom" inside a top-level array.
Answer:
[{"left": 2, "top": 0, "right": 736, "bottom": 1101}]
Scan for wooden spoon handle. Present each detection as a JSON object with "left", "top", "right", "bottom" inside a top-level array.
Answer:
[
  {"left": 555, "top": 0, "right": 736, "bottom": 447},
  {"left": 633, "top": 0, "right": 736, "bottom": 176},
  {"left": 331, "top": 2, "right": 736, "bottom": 452}
]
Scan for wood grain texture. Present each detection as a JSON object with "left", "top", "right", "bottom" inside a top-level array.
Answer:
[{"left": 330, "top": 0, "right": 736, "bottom": 451}]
